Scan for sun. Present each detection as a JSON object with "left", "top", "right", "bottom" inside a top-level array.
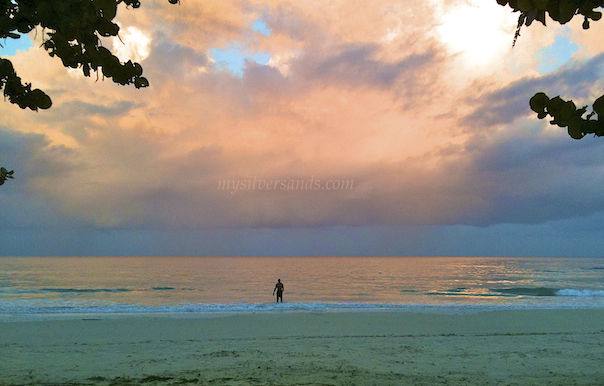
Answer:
[
  {"left": 437, "top": 1, "right": 516, "bottom": 64},
  {"left": 112, "top": 26, "right": 151, "bottom": 63}
]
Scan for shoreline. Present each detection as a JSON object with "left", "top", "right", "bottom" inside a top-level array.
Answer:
[
  {"left": 4, "top": 302, "right": 604, "bottom": 322},
  {"left": 2, "top": 308, "right": 604, "bottom": 385}
]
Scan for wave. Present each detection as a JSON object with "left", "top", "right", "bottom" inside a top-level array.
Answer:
[
  {"left": 490, "top": 287, "right": 558, "bottom": 297},
  {"left": 0, "top": 301, "right": 432, "bottom": 314},
  {"left": 18, "top": 287, "right": 195, "bottom": 294},
  {"left": 41, "top": 288, "right": 132, "bottom": 293},
  {"left": 556, "top": 289, "right": 604, "bottom": 297},
  {"left": 2, "top": 299, "right": 604, "bottom": 315},
  {"left": 426, "top": 292, "right": 507, "bottom": 297},
  {"left": 490, "top": 287, "right": 604, "bottom": 297}
]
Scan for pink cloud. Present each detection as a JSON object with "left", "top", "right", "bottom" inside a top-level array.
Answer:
[{"left": 2, "top": 0, "right": 604, "bottom": 233}]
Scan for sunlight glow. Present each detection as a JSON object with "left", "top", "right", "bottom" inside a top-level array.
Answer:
[
  {"left": 112, "top": 27, "right": 151, "bottom": 63},
  {"left": 437, "top": 1, "right": 515, "bottom": 64}
]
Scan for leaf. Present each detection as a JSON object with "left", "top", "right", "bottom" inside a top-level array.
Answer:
[
  {"left": 517, "top": 0, "right": 534, "bottom": 13},
  {"left": 547, "top": 96, "right": 564, "bottom": 114},
  {"left": 558, "top": 1, "right": 577, "bottom": 24},
  {"left": 593, "top": 95, "right": 604, "bottom": 117},
  {"left": 134, "top": 76, "right": 149, "bottom": 88},
  {"left": 536, "top": 9, "right": 547, "bottom": 25},
  {"left": 560, "top": 100, "right": 576, "bottom": 121},
  {"left": 568, "top": 124, "right": 584, "bottom": 139},
  {"left": 29, "top": 89, "right": 52, "bottom": 110},
  {"left": 525, "top": 8, "right": 539, "bottom": 26},
  {"left": 93, "top": 0, "right": 118, "bottom": 20},
  {"left": 530, "top": 92, "right": 549, "bottom": 114},
  {"left": 95, "top": 18, "right": 119, "bottom": 37},
  {"left": 591, "top": 11, "right": 602, "bottom": 21}
]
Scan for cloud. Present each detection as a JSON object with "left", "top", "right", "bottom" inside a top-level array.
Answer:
[
  {"left": 51, "top": 100, "right": 142, "bottom": 121},
  {"left": 458, "top": 129, "right": 604, "bottom": 225},
  {"left": 0, "top": 128, "right": 80, "bottom": 229},
  {"left": 112, "top": 26, "right": 152, "bottom": 62},
  {"left": 0, "top": 2, "right": 546, "bottom": 231},
  {"left": 145, "top": 34, "right": 210, "bottom": 76},
  {"left": 292, "top": 43, "right": 436, "bottom": 90},
  {"left": 463, "top": 53, "right": 604, "bottom": 127},
  {"left": 211, "top": 44, "right": 271, "bottom": 76},
  {"left": 2, "top": 0, "right": 604, "bottom": 256}
]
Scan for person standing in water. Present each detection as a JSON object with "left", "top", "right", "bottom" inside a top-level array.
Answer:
[{"left": 273, "top": 279, "right": 284, "bottom": 302}]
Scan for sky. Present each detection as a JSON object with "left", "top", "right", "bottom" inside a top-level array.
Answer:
[{"left": 1, "top": 0, "right": 604, "bottom": 257}]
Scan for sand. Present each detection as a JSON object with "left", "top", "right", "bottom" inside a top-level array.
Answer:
[{"left": 1, "top": 309, "right": 604, "bottom": 385}]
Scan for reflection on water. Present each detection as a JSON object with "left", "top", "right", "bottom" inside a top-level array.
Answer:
[{"left": 1, "top": 256, "right": 604, "bottom": 310}]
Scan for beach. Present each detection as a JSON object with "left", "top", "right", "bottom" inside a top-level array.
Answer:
[{"left": 2, "top": 309, "right": 604, "bottom": 385}]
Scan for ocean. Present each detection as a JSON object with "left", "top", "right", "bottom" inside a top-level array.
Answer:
[{"left": 1, "top": 256, "right": 604, "bottom": 316}]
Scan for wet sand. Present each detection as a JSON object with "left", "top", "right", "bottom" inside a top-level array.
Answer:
[{"left": 1, "top": 309, "right": 604, "bottom": 385}]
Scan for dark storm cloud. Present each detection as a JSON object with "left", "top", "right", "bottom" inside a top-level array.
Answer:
[
  {"left": 455, "top": 127, "right": 604, "bottom": 226},
  {"left": 0, "top": 128, "right": 76, "bottom": 180},
  {"left": 464, "top": 53, "right": 604, "bottom": 127},
  {"left": 0, "top": 128, "right": 80, "bottom": 229},
  {"left": 473, "top": 131, "right": 604, "bottom": 172},
  {"left": 438, "top": 53, "right": 604, "bottom": 227}
]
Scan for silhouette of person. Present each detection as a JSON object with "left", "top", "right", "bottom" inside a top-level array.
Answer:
[{"left": 273, "top": 279, "right": 284, "bottom": 302}]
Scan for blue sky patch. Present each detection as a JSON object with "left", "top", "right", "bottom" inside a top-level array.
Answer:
[
  {"left": 537, "top": 32, "right": 579, "bottom": 75},
  {"left": 0, "top": 36, "right": 33, "bottom": 56},
  {"left": 211, "top": 45, "right": 270, "bottom": 77},
  {"left": 252, "top": 19, "right": 272, "bottom": 37}
]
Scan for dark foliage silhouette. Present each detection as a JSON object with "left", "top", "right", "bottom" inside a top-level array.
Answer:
[
  {"left": 497, "top": 0, "right": 604, "bottom": 139},
  {"left": 0, "top": 0, "right": 177, "bottom": 184},
  {"left": 1, "top": 0, "right": 178, "bottom": 111},
  {"left": 0, "top": 167, "right": 14, "bottom": 185}
]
